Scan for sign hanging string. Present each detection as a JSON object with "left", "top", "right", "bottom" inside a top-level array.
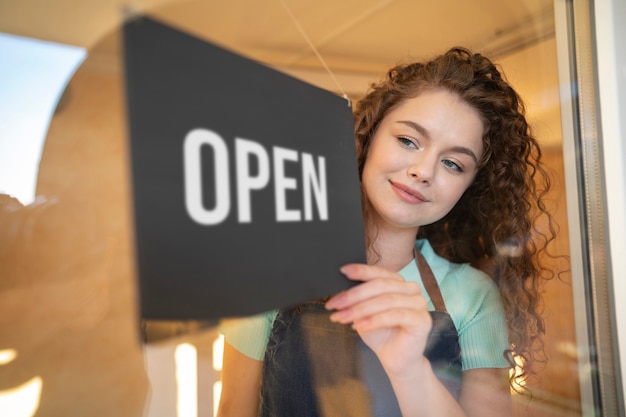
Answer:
[{"left": 278, "top": 0, "right": 352, "bottom": 107}]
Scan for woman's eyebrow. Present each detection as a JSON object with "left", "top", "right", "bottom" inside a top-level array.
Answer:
[
  {"left": 449, "top": 146, "right": 479, "bottom": 163},
  {"left": 397, "top": 120, "right": 429, "bottom": 139},
  {"left": 397, "top": 120, "right": 479, "bottom": 163}
]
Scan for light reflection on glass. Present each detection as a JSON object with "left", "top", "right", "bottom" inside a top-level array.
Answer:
[
  {"left": 0, "top": 349, "right": 42, "bottom": 417},
  {"left": 175, "top": 343, "right": 198, "bottom": 417}
]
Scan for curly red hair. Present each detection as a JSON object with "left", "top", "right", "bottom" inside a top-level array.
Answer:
[{"left": 353, "top": 47, "right": 557, "bottom": 386}]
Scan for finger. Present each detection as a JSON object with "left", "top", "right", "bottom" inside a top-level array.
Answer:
[
  {"left": 339, "top": 264, "right": 405, "bottom": 283},
  {"left": 352, "top": 308, "right": 432, "bottom": 333},
  {"left": 326, "top": 279, "right": 421, "bottom": 311},
  {"left": 329, "top": 291, "right": 426, "bottom": 324}
]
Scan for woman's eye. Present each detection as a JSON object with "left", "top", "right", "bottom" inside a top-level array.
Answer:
[
  {"left": 442, "top": 159, "right": 463, "bottom": 172},
  {"left": 398, "top": 136, "right": 417, "bottom": 148}
]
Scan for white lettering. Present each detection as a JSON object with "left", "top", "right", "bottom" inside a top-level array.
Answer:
[
  {"left": 182, "top": 129, "right": 330, "bottom": 225},
  {"left": 183, "top": 129, "right": 230, "bottom": 225},
  {"left": 235, "top": 138, "right": 270, "bottom": 223},
  {"left": 273, "top": 146, "right": 301, "bottom": 222},
  {"left": 302, "top": 153, "right": 328, "bottom": 221}
]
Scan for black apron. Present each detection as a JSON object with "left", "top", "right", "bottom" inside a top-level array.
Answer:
[{"left": 258, "top": 248, "right": 462, "bottom": 417}]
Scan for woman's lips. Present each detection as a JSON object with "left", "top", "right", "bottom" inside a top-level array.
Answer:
[{"left": 390, "top": 180, "right": 427, "bottom": 204}]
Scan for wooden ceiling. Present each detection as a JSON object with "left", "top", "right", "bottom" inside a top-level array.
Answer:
[{"left": 1, "top": 0, "right": 555, "bottom": 96}]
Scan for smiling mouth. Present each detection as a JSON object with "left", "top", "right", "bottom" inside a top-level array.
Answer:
[{"left": 390, "top": 181, "right": 427, "bottom": 203}]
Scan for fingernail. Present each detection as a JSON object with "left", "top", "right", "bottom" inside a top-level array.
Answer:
[
  {"left": 329, "top": 310, "right": 349, "bottom": 323},
  {"left": 339, "top": 265, "right": 353, "bottom": 275},
  {"left": 325, "top": 293, "right": 345, "bottom": 310}
]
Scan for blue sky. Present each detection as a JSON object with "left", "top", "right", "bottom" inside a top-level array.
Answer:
[{"left": 0, "top": 33, "right": 86, "bottom": 205}]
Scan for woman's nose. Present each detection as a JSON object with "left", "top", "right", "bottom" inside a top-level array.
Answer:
[{"left": 407, "top": 153, "right": 436, "bottom": 183}]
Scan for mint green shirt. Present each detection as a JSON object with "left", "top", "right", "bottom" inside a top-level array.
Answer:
[{"left": 220, "top": 239, "right": 510, "bottom": 371}]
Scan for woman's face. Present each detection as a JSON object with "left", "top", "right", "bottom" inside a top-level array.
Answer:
[{"left": 362, "top": 89, "right": 484, "bottom": 232}]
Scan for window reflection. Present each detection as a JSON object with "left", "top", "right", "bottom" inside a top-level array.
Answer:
[{"left": 0, "top": 349, "right": 42, "bottom": 417}]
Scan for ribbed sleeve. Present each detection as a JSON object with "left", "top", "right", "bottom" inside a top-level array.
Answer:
[{"left": 219, "top": 310, "right": 277, "bottom": 360}]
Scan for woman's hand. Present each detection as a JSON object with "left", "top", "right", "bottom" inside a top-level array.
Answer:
[{"left": 325, "top": 263, "right": 433, "bottom": 376}]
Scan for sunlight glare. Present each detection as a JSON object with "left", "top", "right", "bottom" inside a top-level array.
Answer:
[{"left": 175, "top": 343, "right": 198, "bottom": 417}]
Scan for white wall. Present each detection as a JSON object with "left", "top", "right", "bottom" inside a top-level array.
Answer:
[{"left": 594, "top": 0, "right": 626, "bottom": 404}]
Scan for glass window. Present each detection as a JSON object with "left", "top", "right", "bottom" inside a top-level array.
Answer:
[{"left": 0, "top": 1, "right": 623, "bottom": 416}]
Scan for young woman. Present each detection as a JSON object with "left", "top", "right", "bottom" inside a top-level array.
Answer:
[{"left": 217, "top": 47, "right": 555, "bottom": 417}]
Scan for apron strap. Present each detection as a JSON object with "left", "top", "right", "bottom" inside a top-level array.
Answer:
[{"left": 414, "top": 247, "right": 447, "bottom": 313}]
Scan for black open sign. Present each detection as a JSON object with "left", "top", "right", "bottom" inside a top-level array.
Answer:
[{"left": 123, "top": 16, "right": 365, "bottom": 320}]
